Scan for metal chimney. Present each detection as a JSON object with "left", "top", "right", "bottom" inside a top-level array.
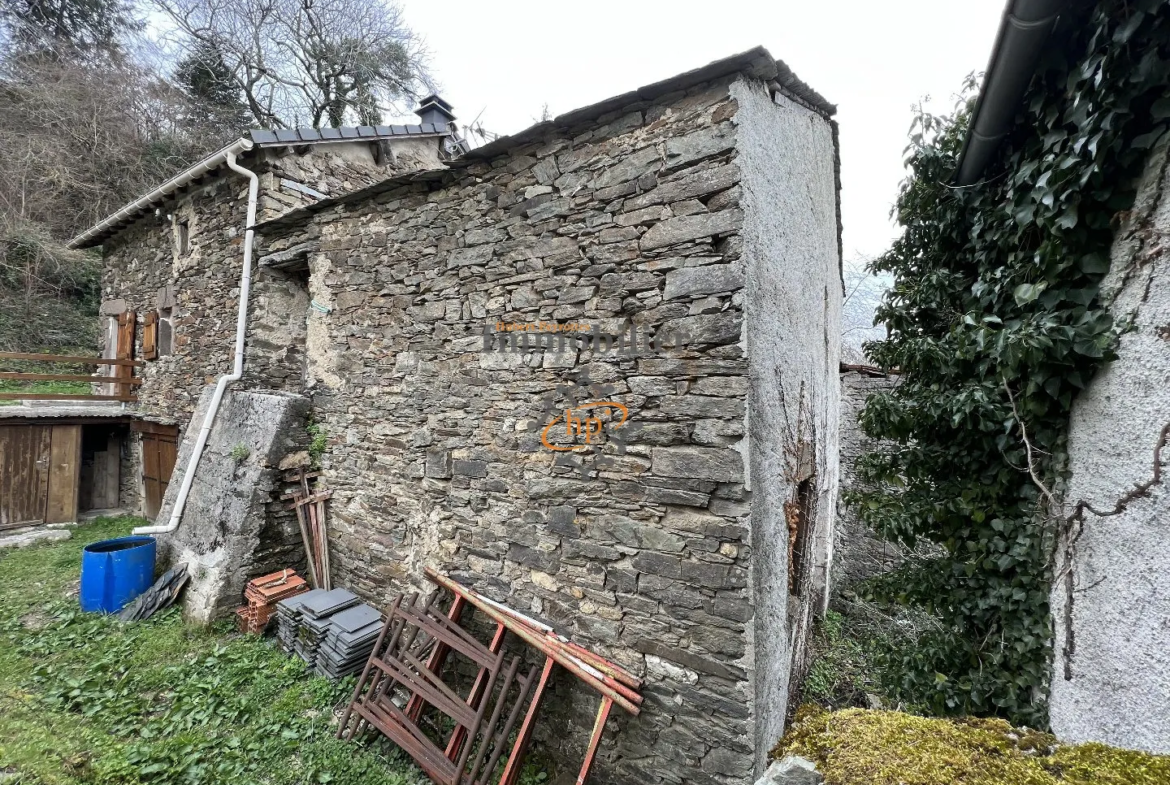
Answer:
[{"left": 416, "top": 95, "right": 456, "bottom": 128}]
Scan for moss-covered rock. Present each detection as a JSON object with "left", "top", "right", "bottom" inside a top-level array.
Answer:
[{"left": 774, "top": 707, "right": 1170, "bottom": 785}]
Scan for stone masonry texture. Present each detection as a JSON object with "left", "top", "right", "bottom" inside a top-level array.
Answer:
[
  {"left": 98, "top": 51, "right": 841, "bottom": 785},
  {"left": 833, "top": 369, "right": 904, "bottom": 592}
]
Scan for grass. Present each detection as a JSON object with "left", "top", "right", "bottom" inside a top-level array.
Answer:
[
  {"left": 0, "top": 351, "right": 94, "bottom": 405},
  {"left": 0, "top": 379, "right": 91, "bottom": 405},
  {"left": 0, "top": 517, "right": 430, "bottom": 785},
  {"left": 799, "top": 594, "right": 938, "bottom": 714}
]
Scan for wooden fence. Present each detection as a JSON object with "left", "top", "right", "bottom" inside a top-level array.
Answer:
[{"left": 0, "top": 352, "right": 144, "bottom": 403}]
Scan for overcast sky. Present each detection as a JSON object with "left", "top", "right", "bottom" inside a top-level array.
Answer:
[{"left": 395, "top": 0, "right": 1006, "bottom": 268}]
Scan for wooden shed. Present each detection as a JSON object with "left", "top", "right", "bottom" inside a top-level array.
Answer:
[{"left": 0, "top": 407, "right": 140, "bottom": 530}]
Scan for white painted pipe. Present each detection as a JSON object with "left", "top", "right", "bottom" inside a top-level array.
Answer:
[{"left": 133, "top": 149, "right": 260, "bottom": 536}]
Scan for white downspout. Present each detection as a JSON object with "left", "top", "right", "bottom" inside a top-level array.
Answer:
[{"left": 134, "top": 150, "right": 260, "bottom": 536}]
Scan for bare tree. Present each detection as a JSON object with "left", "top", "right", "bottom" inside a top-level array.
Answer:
[
  {"left": 0, "top": 56, "right": 213, "bottom": 238},
  {"left": 151, "top": 0, "right": 430, "bottom": 129},
  {"left": 841, "top": 259, "right": 889, "bottom": 361}
]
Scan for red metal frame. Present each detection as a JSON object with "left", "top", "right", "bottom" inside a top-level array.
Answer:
[{"left": 339, "top": 572, "right": 644, "bottom": 785}]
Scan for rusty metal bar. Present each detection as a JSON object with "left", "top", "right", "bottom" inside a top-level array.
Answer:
[
  {"left": 407, "top": 594, "right": 467, "bottom": 722},
  {"left": 446, "top": 621, "right": 507, "bottom": 762},
  {"left": 338, "top": 593, "right": 403, "bottom": 739},
  {"left": 476, "top": 662, "right": 539, "bottom": 785},
  {"left": 575, "top": 696, "right": 613, "bottom": 785},
  {"left": 425, "top": 568, "right": 640, "bottom": 716},
  {"left": 468, "top": 655, "right": 521, "bottom": 781},
  {"left": 500, "top": 657, "right": 555, "bottom": 785}
]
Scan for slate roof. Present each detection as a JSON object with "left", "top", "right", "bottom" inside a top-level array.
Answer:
[
  {"left": 256, "top": 47, "right": 838, "bottom": 237},
  {"left": 249, "top": 124, "right": 447, "bottom": 146},
  {"left": 69, "top": 123, "right": 452, "bottom": 248}
]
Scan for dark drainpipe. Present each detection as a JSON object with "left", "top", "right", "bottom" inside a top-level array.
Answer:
[{"left": 955, "top": 0, "right": 1072, "bottom": 186}]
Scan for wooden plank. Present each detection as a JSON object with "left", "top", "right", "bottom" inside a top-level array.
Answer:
[
  {"left": 104, "top": 431, "right": 121, "bottom": 508},
  {"left": 34, "top": 426, "right": 51, "bottom": 524},
  {"left": 131, "top": 421, "right": 180, "bottom": 435},
  {"left": 115, "top": 312, "right": 136, "bottom": 401},
  {"left": 89, "top": 430, "right": 121, "bottom": 510},
  {"left": 0, "top": 373, "right": 143, "bottom": 384},
  {"left": 142, "top": 434, "right": 163, "bottom": 520},
  {"left": 2, "top": 424, "right": 54, "bottom": 527},
  {"left": 46, "top": 425, "right": 81, "bottom": 524},
  {"left": 157, "top": 433, "right": 177, "bottom": 503},
  {"left": 0, "top": 352, "right": 144, "bottom": 367},
  {"left": 0, "top": 394, "right": 137, "bottom": 401}
]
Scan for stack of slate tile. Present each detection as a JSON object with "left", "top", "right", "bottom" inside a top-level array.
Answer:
[
  {"left": 236, "top": 569, "right": 309, "bottom": 634},
  {"left": 275, "top": 588, "right": 327, "bottom": 653},
  {"left": 313, "top": 603, "right": 383, "bottom": 680},
  {"left": 293, "top": 588, "right": 359, "bottom": 666}
]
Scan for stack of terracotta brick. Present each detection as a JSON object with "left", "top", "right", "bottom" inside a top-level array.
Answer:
[{"left": 236, "top": 569, "right": 309, "bottom": 634}]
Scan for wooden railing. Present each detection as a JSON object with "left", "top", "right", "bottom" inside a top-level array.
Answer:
[{"left": 0, "top": 352, "right": 145, "bottom": 403}]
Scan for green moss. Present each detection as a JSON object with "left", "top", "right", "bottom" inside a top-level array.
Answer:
[{"left": 775, "top": 707, "right": 1170, "bottom": 785}]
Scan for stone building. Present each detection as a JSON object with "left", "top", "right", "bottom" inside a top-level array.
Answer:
[
  {"left": 833, "top": 365, "right": 903, "bottom": 592},
  {"left": 70, "top": 48, "right": 842, "bottom": 783}
]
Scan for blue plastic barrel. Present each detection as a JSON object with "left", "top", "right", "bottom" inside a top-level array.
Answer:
[{"left": 80, "top": 536, "right": 157, "bottom": 613}]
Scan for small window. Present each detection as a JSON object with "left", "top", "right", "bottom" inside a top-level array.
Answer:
[
  {"left": 786, "top": 477, "right": 816, "bottom": 595},
  {"left": 158, "top": 307, "right": 174, "bottom": 357},
  {"left": 178, "top": 220, "right": 190, "bottom": 256}
]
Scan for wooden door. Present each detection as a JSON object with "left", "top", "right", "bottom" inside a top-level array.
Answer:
[
  {"left": 138, "top": 423, "right": 179, "bottom": 519},
  {"left": 0, "top": 423, "right": 80, "bottom": 529},
  {"left": 46, "top": 426, "right": 81, "bottom": 524},
  {"left": 0, "top": 424, "right": 51, "bottom": 529},
  {"left": 79, "top": 427, "right": 121, "bottom": 511}
]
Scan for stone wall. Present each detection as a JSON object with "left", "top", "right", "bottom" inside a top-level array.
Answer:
[
  {"left": 258, "top": 139, "right": 444, "bottom": 222},
  {"left": 1050, "top": 135, "right": 1170, "bottom": 755},
  {"left": 102, "top": 138, "right": 446, "bottom": 426},
  {"left": 833, "top": 368, "right": 903, "bottom": 592},
  {"left": 98, "top": 138, "right": 446, "bottom": 517},
  {"left": 258, "top": 68, "right": 839, "bottom": 784}
]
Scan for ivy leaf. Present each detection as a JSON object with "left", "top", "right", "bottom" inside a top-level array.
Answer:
[
  {"left": 1080, "top": 253, "right": 1110, "bottom": 274},
  {"left": 1113, "top": 10, "right": 1145, "bottom": 44},
  {"left": 1012, "top": 283, "right": 1046, "bottom": 305},
  {"left": 1152, "top": 98, "right": 1170, "bottom": 119}
]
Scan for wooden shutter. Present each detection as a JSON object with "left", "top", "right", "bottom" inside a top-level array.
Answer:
[
  {"left": 115, "top": 311, "right": 136, "bottom": 401},
  {"left": 142, "top": 311, "right": 158, "bottom": 360}
]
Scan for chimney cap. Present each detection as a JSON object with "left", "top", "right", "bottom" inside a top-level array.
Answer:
[{"left": 416, "top": 94, "right": 456, "bottom": 123}]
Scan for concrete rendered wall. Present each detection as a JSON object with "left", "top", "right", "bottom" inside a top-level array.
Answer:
[
  {"left": 1050, "top": 136, "right": 1170, "bottom": 753},
  {"left": 155, "top": 389, "right": 311, "bottom": 624},
  {"left": 732, "top": 78, "right": 840, "bottom": 771}
]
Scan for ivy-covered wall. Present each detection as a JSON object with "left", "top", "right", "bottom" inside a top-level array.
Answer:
[{"left": 853, "top": 0, "right": 1170, "bottom": 728}]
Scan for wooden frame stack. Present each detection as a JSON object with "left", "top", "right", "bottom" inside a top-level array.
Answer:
[
  {"left": 283, "top": 468, "right": 333, "bottom": 590},
  {"left": 338, "top": 570, "right": 643, "bottom": 785}
]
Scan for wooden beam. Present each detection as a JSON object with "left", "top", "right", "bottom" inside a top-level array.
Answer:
[
  {"left": 0, "top": 352, "right": 144, "bottom": 367},
  {"left": 0, "top": 394, "right": 136, "bottom": 402},
  {"left": 0, "top": 373, "right": 143, "bottom": 384}
]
